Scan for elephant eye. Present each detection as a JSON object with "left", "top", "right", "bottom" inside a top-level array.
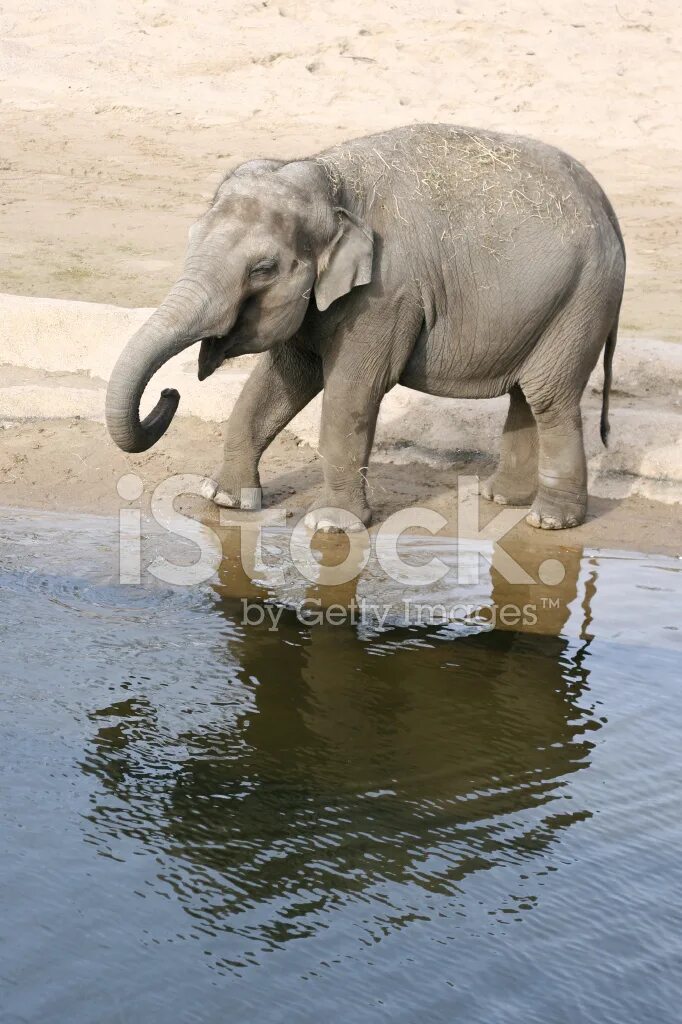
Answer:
[{"left": 249, "top": 258, "right": 279, "bottom": 279}]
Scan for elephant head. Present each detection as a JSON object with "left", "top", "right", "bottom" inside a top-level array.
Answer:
[{"left": 105, "top": 160, "right": 374, "bottom": 452}]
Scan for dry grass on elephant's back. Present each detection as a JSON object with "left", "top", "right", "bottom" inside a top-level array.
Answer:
[{"left": 317, "top": 125, "right": 589, "bottom": 250}]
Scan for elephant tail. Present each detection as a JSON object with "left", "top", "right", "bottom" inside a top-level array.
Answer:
[
  {"left": 600, "top": 315, "right": 618, "bottom": 447},
  {"left": 598, "top": 187, "right": 625, "bottom": 448}
]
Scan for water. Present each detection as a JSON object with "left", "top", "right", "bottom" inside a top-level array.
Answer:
[{"left": 1, "top": 507, "right": 681, "bottom": 1023}]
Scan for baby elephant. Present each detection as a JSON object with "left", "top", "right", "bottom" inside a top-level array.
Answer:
[{"left": 106, "top": 124, "right": 625, "bottom": 531}]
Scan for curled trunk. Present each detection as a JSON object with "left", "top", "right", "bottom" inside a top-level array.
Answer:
[{"left": 106, "top": 280, "right": 222, "bottom": 453}]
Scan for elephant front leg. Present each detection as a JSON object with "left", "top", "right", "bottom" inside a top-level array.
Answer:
[
  {"left": 481, "top": 385, "right": 538, "bottom": 506},
  {"left": 201, "top": 344, "right": 322, "bottom": 508},
  {"left": 304, "top": 382, "right": 382, "bottom": 533}
]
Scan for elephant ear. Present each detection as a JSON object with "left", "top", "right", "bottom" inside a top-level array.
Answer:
[{"left": 314, "top": 209, "right": 374, "bottom": 312}]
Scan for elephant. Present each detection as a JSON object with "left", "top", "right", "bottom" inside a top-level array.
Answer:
[{"left": 105, "top": 124, "right": 625, "bottom": 531}]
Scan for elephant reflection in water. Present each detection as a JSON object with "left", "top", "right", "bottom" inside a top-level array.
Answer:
[{"left": 82, "top": 544, "right": 599, "bottom": 952}]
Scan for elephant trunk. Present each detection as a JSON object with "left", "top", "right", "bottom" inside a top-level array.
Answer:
[{"left": 105, "top": 278, "right": 233, "bottom": 453}]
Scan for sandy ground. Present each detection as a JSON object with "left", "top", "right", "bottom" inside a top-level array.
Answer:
[
  {"left": 1, "top": 1, "right": 680, "bottom": 561},
  {"left": 1, "top": 0, "right": 681, "bottom": 340}
]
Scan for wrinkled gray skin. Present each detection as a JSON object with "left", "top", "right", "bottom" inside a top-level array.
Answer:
[{"left": 106, "top": 125, "right": 625, "bottom": 531}]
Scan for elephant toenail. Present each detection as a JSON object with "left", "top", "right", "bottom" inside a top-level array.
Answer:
[{"left": 200, "top": 478, "right": 218, "bottom": 500}]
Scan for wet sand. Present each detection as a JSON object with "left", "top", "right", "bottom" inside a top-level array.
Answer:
[{"left": 1, "top": 417, "right": 679, "bottom": 562}]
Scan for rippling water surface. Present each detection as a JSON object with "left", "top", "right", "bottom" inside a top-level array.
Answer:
[{"left": 1, "top": 508, "right": 681, "bottom": 1023}]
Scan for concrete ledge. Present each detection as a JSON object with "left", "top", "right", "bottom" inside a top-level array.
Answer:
[{"left": 1, "top": 292, "right": 681, "bottom": 502}]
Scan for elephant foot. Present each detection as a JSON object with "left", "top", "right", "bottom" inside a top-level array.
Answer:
[
  {"left": 480, "top": 471, "right": 536, "bottom": 507},
  {"left": 303, "top": 499, "right": 372, "bottom": 534},
  {"left": 525, "top": 486, "right": 586, "bottom": 530},
  {"left": 200, "top": 475, "right": 262, "bottom": 510}
]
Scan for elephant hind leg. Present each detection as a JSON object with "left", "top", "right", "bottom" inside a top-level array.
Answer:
[
  {"left": 517, "top": 268, "right": 619, "bottom": 529},
  {"left": 523, "top": 398, "right": 587, "bottom": 529},
  {"left": 480, "top": 385, "right": 538, "bottom": 506}
]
